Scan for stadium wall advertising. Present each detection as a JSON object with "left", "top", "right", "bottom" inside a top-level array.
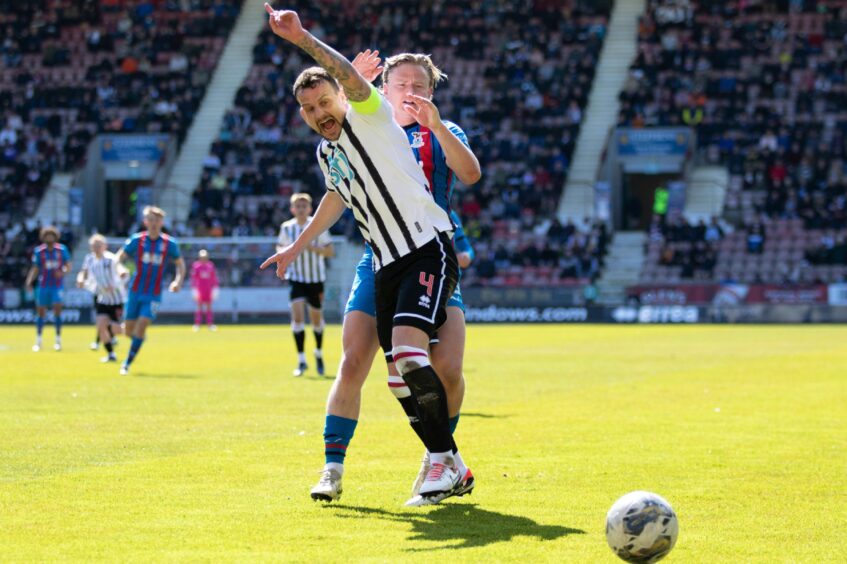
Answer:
[{"left": 626, "top": 283, "right": 832, "bottom": 305}]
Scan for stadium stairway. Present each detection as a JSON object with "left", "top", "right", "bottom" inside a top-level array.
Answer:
[
  {"left": 595, "top": 231, "right": 645, "bottom": 305},
  {"left": 558, "top": 0, "right": 645, "bottom": 225},
  {"left": 33, "top": 173, "right": 74, "bottom": 227},
  {"left": 683, "top": 166, "right": 729, "bottom": 224},
  {"left": 161, "top": 0, "right": 268, "bottom": 222}
]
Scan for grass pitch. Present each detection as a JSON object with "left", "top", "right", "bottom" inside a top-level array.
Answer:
[{"left": 1, "top": 324, "right": 845, "bottom": 562}]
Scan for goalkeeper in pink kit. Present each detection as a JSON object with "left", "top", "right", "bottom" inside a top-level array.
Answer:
[{"left": 190, "top": 249, "right": 219, "bottom": 331}]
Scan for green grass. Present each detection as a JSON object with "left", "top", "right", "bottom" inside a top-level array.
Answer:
[{"left": 1, "top": 325, "right": 846, "bottom": 562}]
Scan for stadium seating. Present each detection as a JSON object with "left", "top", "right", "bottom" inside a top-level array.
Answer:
[
  {"left": 0, "top": 0, "right": 243, "bottom": 286},
  {"left": 625, "top": 0, "right": 847, "bottom": 285},
  {"left": 189, "top": 0, "right": 612, "bottom": 286}
]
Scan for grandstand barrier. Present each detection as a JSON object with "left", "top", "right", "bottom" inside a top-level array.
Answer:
[
  {"left": 625, "top": 283, "right": 847, "bottom": 306},
  {"left": 5, "top": 286, "right": 847, "bottom": 325}
]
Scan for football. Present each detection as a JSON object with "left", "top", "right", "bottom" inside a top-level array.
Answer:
[{"left": 605, "top": 491, "right": 679, "bottom": 563}]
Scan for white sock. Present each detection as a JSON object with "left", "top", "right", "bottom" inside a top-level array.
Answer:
[
  {"left": 453, "top": 451, "right": 468, "bottom": 475},
  {"left": 429, "top": 451, "right": 454, "bottom": 467},
  {"left": 314, "top": 349, "right": 322, "bottom": 358},
  {"left": 298, "top": 352, "right": 306, "bottom": 363},
  {"left": 325, "top": 462, "right": 344, "bottom": 476}
]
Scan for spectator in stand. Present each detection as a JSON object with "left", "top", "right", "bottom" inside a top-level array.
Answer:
[
  {"left": 187, "top": 0, "right": 611, "bottom": 286},
  {"left": 746, "top": 221, "right": 766, "bottom": 254}
]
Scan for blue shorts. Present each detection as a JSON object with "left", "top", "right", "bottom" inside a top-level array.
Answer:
[
  {"left": 125, "top": 292, "right": 161, "bottom": 321},
  {"left": 345, "top": 248, "right": 465, "bottom": 317},
  {"left": 35, "top": 287, "right": 63, "bottom": 307}
]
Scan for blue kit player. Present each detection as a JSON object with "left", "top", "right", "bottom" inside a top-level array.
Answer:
[
  {"left": 309, "top": 50, "right": 481, "bottom": 504},
  {"left": 25, "top": 226, "right": 71, "bottom": 352},
  {"left": 115, "top": 206, "right": 185, "bottom": 375}
]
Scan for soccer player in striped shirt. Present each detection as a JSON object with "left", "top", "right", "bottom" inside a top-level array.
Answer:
[
  {"left": 277, "top": 193, "right": 335, "bottom": 376},
  {"left": 115, "top": 206, "right": 185, "bottom": 375},
  {"left": 261, "top": 4, "right": 472, "bottom": 504},
  {"left": 25, "top": 226, "right": 71, "bottom": 352},
  {"left": 315, "top": 50, "right": 481, "bottom": 505},
  {"left": 76, "top": 234, "right": 128, "bottom": 363}
]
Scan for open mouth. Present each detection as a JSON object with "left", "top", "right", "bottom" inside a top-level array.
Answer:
[{"left": 319, "top": 118, "right": 338, "bottom": 135}]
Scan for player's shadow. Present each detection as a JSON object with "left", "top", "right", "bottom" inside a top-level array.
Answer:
[
  {"left": 459, "top": 412, "right": 502, "bottom": 419},
  {"left": 330, "top": 503, "right": 584, "bottom": 550}
]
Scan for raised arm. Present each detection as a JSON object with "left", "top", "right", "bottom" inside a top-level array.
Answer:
[
  {"left": 260, "top": 191, "right": 346, "bottom": 279},
  {"left": 264, "top": 4, "right": 371, "bottom": 102}
]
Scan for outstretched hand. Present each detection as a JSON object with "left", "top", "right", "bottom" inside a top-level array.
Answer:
[
  {"left": 351, "top": 49, "right": 383, "bottom": 83},
  {"left": 264, "top": 3, "right": 306, "bottom": 43},
  {"left": 403, "top": 94, "right": 442, "bottom": 129},
  {"left": 260, "top": 244, "right": 297, "bottom": 280}
]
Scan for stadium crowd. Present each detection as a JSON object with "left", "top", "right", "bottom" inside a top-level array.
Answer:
[
  {"left": 189, "top": 0, "right": 613, "bottom": 285},
  {"left": 628, "top": 0, "right": 847, "bottom": 284},
  {"left": 1, "top": 0, "right": 243, "bottom": 288}
]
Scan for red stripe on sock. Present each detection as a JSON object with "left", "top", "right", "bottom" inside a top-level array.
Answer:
[
  {"left": 325, "top": 443, "right": 347, "bottom": 450},
  {"left": 388, "top": 382, "right": 408, "bottom": 388},
  {"left": 393, "top": 351, "right": 427, "bottom": 361}
]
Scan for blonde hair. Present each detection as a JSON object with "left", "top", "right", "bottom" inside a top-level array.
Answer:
[
  {"left": 382, "top": 53, "right": 446, "bottom": 90},
  {"left": 290, "top": 192, "right": 312, "bottom": 205},
  {"left": 293, "top": 67, "right": 339, "bottom": 98},
  {"left": 88, "top": 233, "right": 107, "bottom": 245},
  {"left": 143, "top": 205, "right": 166, "bottom": 219}
]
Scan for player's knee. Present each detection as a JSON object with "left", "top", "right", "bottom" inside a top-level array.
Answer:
[
  {"left": 337, "top": 349, "right": 370, "bottom": 384},
  {"left": 391, "top": 346, "right": 429, "bottom": 376},
  {"left": 434, "top": 356, "right": 464, "bottom": 387}
]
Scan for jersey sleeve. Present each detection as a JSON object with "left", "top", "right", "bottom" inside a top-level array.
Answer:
[
  {"left": 122, "top": 236, "right": 137, "bottom": 258},
  {"left": 443, "top": 120, "right": 470, "bottom": 149},
  {"left": 347, "top": 85, "right": 393, "bottom": 125},
  {"left": 31, "top": 250, "right": 40, "bottom": 267},
  {"left": 81, "top": 253, "right": 93, "bottom": 271},
  {"left": 61, "top": 245, "right": 71, "bottom": 263},
  {"left": 190, "top": 263, "right": 199, "bottom": 287},
  {"left": 277, "top": 224, "right": 292, "bottom": 247},
  {"left": 450, "top": 211, "right": 475, "bottom": 260},
  {"left": 168, "top": 238, "right": 181, "bottom": 260}
]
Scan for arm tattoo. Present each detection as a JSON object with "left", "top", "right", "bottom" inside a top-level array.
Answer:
[{"left": 296, "top": 33, "right": 371, "bottom": 101}]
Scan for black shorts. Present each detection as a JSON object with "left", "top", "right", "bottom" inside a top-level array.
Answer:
[
  {"left": 374, "top": 232, "right": 458, "bottom": 353},
  {"left": 290, "top": 281, "right": 324, "bottom": 310},
  {"left": 95, "top": 302, "right": 124, "bottom": 322}
]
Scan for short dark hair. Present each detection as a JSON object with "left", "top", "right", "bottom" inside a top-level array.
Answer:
[{"left": 293, "top": 67, "right": 339, "bottom": 98}]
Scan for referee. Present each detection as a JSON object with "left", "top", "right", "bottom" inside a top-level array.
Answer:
[
  {"left": 76, "top": 234, "right": 127, "bottom": 363},
  {"left": 261, "top": 4, "right": 468, "bottom": 504},
  {"left": 277, "top": 192, "right": 334, "bottom": 376}
]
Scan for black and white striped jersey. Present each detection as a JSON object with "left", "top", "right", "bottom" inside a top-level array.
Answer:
[
  {"left": 316, "top": 88, "right": 452, "bottom": 271},
  {"left": 278, "top": 217, "right": 331, "bottom": 283},
  {"left": 86, "top": 251, "right": 126, "bottom": 305}
]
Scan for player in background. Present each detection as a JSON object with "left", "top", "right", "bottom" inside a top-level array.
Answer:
[
  {"left": 25, "top": 226, "right": 71, "bottom": 352},
  {"left": 190, "top": 249, "right": 219, "bottom": 332},
  {"left": 115, "top": 206, "right": 185, "bottom": 375},
  {"left": 277, "top": 193, "right": 335, "bottom": 376},
  {"left": 80, "top": 246, "right": 102, "bottom": 350},
  {"left": 261, "top": 3, "right": 471, "bottom": 505},
  {"left": 308, "top": 50, "right": 481, "bottom": 504},
  {"left": 76, "top": 234, "right": 127, "bottom": 363}
]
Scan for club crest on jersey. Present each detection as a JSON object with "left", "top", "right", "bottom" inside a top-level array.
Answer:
[{"left": 410, "top": 131, "right": 427, "bottom": 148}]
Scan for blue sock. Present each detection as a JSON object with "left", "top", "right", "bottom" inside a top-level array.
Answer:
[
  {"left": 125, "top": 337, "right": 144, "bottom": 366},
  {"left": 324, "top": 414, "right": 358, "bottom": 466},
  {"left": 54, "top": 316, "right": 62, "bottom": 336},
  {"left": 449, "top": 414, "right": 460, "bottom": 435},
  {"left": 36, "top": 316, "right": 44, "bottom": 336}
]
